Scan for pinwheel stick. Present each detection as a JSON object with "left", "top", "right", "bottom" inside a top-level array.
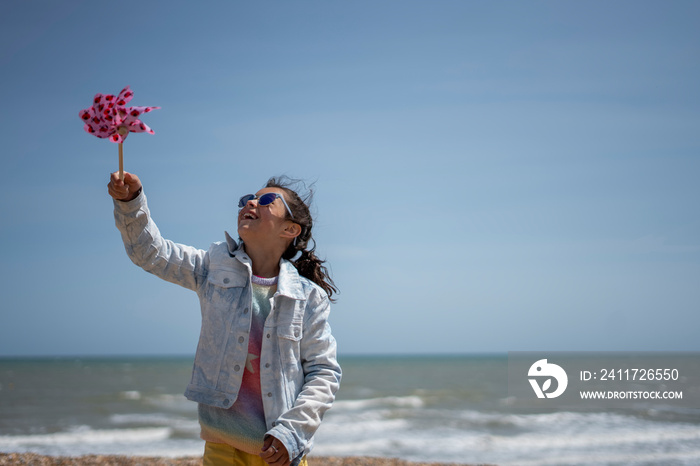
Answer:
[
  {"left": 118, "top": 143, "right": 124, "bottom": 181},
  {"left": 117, "top": 127, "right": 129, "bottom": 181}
]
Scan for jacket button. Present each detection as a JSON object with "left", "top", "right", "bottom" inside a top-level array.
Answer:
[
  {"left": 267, "top": 392, "right": 272, "bottom": 397},
  {"left": 266, "top": 333, "right": 271, "bottom": 339},
  {"left": 223, "top": 398, "right": 230, "bottom": 405},
  {"left": 234, "top": 365, "right": 240, "bottom": 371},
  {"left": 223, "top": 278, "right": 230, "bottom": 284},
  {"left": 238, "top": 336, "right": 245, "bottom": 344},
  {"left": 243, "top": 307, "right": 249, "bottom": 314},
  {"left": 265, "top": 363, "right": 270, "bottom": 368}
]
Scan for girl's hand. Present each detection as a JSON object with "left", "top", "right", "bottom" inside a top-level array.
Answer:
[
  {"left": 108, "top": 171, "right": 142, "bottom": 202},
  {"left": 260, "top": 435, "right": 291, "bottom": 466}
]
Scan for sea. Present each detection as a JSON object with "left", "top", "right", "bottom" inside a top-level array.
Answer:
[{"left": 1, "top": 354, "right": 700, "bottom": 466}]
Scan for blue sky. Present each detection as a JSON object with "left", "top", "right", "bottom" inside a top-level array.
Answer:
[{"left": 1, "top": 0, "right": 698, "bottom": 356}]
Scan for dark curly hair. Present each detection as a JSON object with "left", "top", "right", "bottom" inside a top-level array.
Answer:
[{"left": 265, "top": 176, "right": 339, "bottom": 302}]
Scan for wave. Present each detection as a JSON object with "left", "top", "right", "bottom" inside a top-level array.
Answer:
[
  {"left": 118, "top": 390, "right": 142, "bottom": 400},
  {"left": 143, "top": 393, "right": 196, "bottom": 413},
  {"left": 315, "top": 400, "right": 700, "bottom": 466},
  {"left": 0, "top": 426, "right": 171, "bottom": 448},
  {"left": 0, "top": 426, "right": 203, "bottom": 458},
  {"left": 109, "top": 413, "right": 201, "bottom": 438},
  {"left": 332, "top": 395, "right": 425, "bottom": 411},
  {"left": 488, "top": 425, "right": 700, "bottom": 451}
]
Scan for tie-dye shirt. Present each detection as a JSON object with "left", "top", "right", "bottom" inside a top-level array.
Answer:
[{"left": 198, "top": 277, "right": 277, "bottom": 454}]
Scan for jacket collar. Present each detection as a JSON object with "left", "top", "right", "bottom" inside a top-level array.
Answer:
[
  {"left": 276, "top": 260, "right": 306, "bottom": 301},
  {"left": 225, "top": 231, "right": 306, "bottom": 301},
  {"left": 225, "top": 231, "right": 239, "bottom": 256}
]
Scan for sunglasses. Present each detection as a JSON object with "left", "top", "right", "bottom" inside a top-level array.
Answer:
[{"left": 238, "top": 193, "right": 295, "bottom": 219}]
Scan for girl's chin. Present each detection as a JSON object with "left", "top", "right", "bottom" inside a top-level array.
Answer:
[{"left": 237, "top": 227, "right": 256, "bottom": 242}]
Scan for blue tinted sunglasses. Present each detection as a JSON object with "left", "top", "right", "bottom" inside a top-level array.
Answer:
[{"left": 238, "top": 193, "right": 294, "bottom": 219}]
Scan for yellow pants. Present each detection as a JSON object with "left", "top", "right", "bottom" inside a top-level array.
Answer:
[{"left": 203, "top": 441, "right": 308, "bottom": 466}]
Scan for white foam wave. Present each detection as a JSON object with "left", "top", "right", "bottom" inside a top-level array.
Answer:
[
  {"left": 119, "top": 390, "right": 142, "bottom": 400},
  {"left": 144, "top": 393, "right": 196, "bottom": 413},
  {"left": 109, "top": 413, "right": 200, "bottom": 434},
  {"left": 316, "top": 422, "right": 700, "bottom": 466},
  {"left": 313, "top": 436, "right": 405, "bottom": 457},
  {"left": 316, "top": 406, "right": 700, "bottom": 466},
  {"left": 332, "top": 395, "right": 424, "bottom": 411},
  {"left": 486, "top": 424, "right": 700, "bottom": 451},
  {"left": 0, "top": 426, "right": 171, "bottom": 448}
]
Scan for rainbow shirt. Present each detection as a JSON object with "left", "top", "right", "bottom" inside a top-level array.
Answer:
[{"left": 198, "top": 277, "right": 277, "bottom": 454}]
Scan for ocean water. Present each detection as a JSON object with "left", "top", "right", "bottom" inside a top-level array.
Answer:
[{"left": 1, "top": 355, "right": 699, "bottom": 465}]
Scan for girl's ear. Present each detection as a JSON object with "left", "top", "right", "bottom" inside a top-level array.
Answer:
[{"left": 281, "top": 222, "right": 302, "bottom": 240}]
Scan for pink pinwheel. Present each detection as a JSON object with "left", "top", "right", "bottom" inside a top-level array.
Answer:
[{"left": 79, "top": 86, "right": 159, "bottom": 180}]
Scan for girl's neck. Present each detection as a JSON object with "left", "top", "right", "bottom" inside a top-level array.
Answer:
[{"left": 243, "top": 243, "right": 283, "bottom": 278}]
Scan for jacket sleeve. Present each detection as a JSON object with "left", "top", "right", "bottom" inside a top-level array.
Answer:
[
  {"left": 267, "top": 292, "right": 342, "bottom": 463},
  {"left": 113, "top": 190, "right": 207, "bottom": 292}
]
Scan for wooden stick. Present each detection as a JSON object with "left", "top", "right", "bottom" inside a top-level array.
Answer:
[{"left": 119, "top": 142, "right": 124, "bottom": 181}]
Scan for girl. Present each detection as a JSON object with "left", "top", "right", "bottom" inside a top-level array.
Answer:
[{"left": 108, "top": 171, "right": 341, "bottom": 466}]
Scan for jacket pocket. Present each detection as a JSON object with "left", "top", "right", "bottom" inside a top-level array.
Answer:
[
  {"left": 207, "top": 268, "right": 247, "bottom": 288},
  {"left": 277, "top": 320, "right": 303, "bottom": 341},
  {"left": 202, "top": 267, "right": 247, "bottom": 309}
]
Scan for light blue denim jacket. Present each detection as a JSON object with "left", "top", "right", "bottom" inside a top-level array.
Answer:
[{"left": 113, "top": 191, "right": 341, "bottom": 463}]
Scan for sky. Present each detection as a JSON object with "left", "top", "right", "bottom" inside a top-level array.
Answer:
[{"left": 0, "top": 0, "right": 698, "bottom": 357}]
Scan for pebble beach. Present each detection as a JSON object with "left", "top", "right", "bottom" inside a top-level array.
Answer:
[{"left": 0, "top": 454, "right": 487, "bottom": 466}]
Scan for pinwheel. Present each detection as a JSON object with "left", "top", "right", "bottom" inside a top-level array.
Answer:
[{"left": 79, "top": 86, "right": 159, "bottom": 181}]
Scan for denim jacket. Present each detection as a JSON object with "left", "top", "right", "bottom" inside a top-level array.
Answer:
[{"left": 113, "top": 191, "right": 341, "bottom": 463}]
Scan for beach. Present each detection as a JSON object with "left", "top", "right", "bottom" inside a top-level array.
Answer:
[{"left": 0, "top": 453, "right": 482, "bottom": 466}]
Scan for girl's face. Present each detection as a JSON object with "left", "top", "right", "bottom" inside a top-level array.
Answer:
[{"left": 237, "top": 188, "right": 295, "bottom": 244}]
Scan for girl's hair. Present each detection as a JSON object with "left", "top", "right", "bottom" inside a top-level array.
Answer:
[{"left": 266, "top": 176, "right": 339, "bottom": 302}]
